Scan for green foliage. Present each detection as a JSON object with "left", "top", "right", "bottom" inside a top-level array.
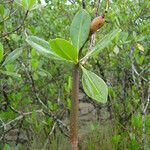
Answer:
[
  {"left": 81, "top": 66, "right": 108, "bottom": 103},
  {"left": 48, "top": 101, "right": 58, "bottom": 111},
  {"left": 0, "top": 70, "right": 21, "bottom": 78},
  {"left": 30, "top": 58, "right": 39, "bottom": 70},
  {"left": 134, "top": 48, "right": 145, "bottom": 65},
  {"left": 70, "top": 9, "right": 91, "bottom": 50},
  {"left": 26, "top": 36, "right": 60, "bottom": 59},
  {"left": 81, "top": 29, "right": 121, "bottom": 61},
  {"left": 131, "top": 114, "right": 142, "bottom": 129},
  {"left": 112, "top": 134, "right": 121, "bottom": 146},
  {"left": 26, "top": 9, "right": 109, "bottom": 105},
  {"left": 2, "top": 48, "right": 23, "bottom": 66},
  {"left": 50, "top": 131, "right": 70, "bottom": 150},
  {"left": 49, "top": 38, "right": 78, "bottom": 63},
  {"left": 14, "top": 0, "right": 38, "bottom": 10},
  {"left": 128, "top": 138, "right": 140, "bottom": 150},
  {"left": 27, "top": 37, "right": 78, "bottom": 64}
]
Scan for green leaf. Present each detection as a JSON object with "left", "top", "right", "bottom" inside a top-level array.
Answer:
[
  {"left": 31, "top": 58, "right": 39, "bottom": 70},
  {"left": 81, "top": 29, "right": 121, "bottom": 61},
  {"left": 14, "top": 0, "right": 37, "bottom": 10},
  {"left": 0, "top": 42, "right": 3, "bottom": 63},
  {"left": 26, "top": 36, "right": 61, "bottom": 60},
  {"left": 81, "top": 66, "right": 108, "bottom": 103},
  {"left": 70, "top": 9, "right": 91, "bottom": 50},
  {"left": 0, "top": 70, "right": 21, "bottom": 78},
  {"left": 0, "top": 4, "right": 4, "bottom": 17},
  {"left": 28, "top": 0, "right": 37, "bottom": 9},
  {"left": 131, "top": 114, "right": 142, "bottom": 129},
  {"left": 2, "top": 48, "right": 23, "bottom": 66},
  {"left": 112, "top": 135, "right": 121, "bottom": 145},
  {"left": 49, "top": 38, "right": 78, "bottom": 63}
]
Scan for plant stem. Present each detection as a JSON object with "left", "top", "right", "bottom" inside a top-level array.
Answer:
[{"left": 70, "top": 64, "right": 79, "bottom": 150}]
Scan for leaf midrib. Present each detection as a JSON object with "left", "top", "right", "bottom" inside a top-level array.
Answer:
[{"left": 77, "top": 12, "right": 84, "bottom": 50}]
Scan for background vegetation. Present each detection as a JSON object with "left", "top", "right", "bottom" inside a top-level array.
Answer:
[{"left": 0, "top": 0, "right": 149, "bottom": 150}]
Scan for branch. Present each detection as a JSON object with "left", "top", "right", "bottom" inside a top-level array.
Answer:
[
  {"left": 106, "top": 0, "right": 109, "bottom": 11},
  {"left": 81, "top": 0, "right": 101, "bottom": 65},
  {"left": 95, "top": 0, "right": 101, "bottom": 17},
  {"left": 0, "top": 9, "right": 17, "bottom": 24},
  {"left": 132, "top": 63, "right": 147, "bottom": 82},
  {"left": 19, "top": 61, "right": 70, "bottom": 133},
  {"left": 0, "top": 108, "right": 69, "bottom": 138},
  {"left": 42, "top": 110, "right": 69, "bottom": 149},
  {"left": 68, "top": 0, "right": 75, "bottom": 4},
  {"left": 2, "top": 84, "right": 21, "bottom": 114},
  {"left": 102, "top": 0, "right": 109, "bottom": 17},
  {"left": 43, "top": 111, "right": 70, "bottom": 134},
  {"left": 42, "top": 122, "right": 57, "bottom": 150},
  {"left": 82, "top": 0, "right": 86, "bottom": 9},
  {"left": 143, "top": 87, "right": 150, "bottom": 114},
  {"left": 0, "top": 110, "right": 43, "bottom": 132},
  {"left": 0, "top": 10, "right": 29, "bottom": 38}
]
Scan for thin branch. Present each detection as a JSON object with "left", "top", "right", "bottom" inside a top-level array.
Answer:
[
  {"left": 43, "top": 111, "right": 70, "bottom": 133},
  {"left": 81, "top": 0, "right": 101, "bottom": 65},
  {"left": 19, "top": 60, "right": 70, "bottom": 133},
  {"left": 68, "top": 0, "right": 75, "bottom": 4},
  {"left": 2, "top": 57, "right": 69, "bottom": 136},
  {"left": 42, "top": 122, "right": 57, "bottom": 150},
  {"left": 2, "top": 84, "right": 21, "bottom": 114},
  {"left": 143, "top": 87, "right": 150, "bottom": 114},
  {"left": 132, "top": 63, "right": 147, "bottom": 82},
  {"left": 102, "top": 0, "right": 109, "bottom": 17},
  {"left": 0, "top": 9, "right": 17, "bottom": 24},
  {"left": 0, "top": 10, "right": 29, "bottom": 38},
  {"left": 0, "top": 110, "right": 43, "bottom": 131},
  {"left": 82, "top": 0, "right": 86, "bottom": 9},
  {"left": 42, "top": 110, "right": 69, "bottom": 150},
  {"left": 0, "top": 108, "right": 69, "bottom": 138},
  {"left": 106, "top": 0, "right": 109, "bottom": 11},
  {"left": 95, "top": 0, "right": 101, "bottom": 17}
]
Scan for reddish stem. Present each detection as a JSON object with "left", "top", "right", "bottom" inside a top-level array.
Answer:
[{"left": 70, "top": 64, "right": 79, "bottom": 150}]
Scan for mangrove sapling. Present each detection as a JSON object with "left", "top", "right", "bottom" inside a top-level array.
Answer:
[{"left": 26, "top": 8, "right": 120, "bottom": 150}]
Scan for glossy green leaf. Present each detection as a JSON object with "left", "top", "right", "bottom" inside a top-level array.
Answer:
[
  {"left": 2, "top": 48, "right": 23, "bottom": 66},
  {"left": 26, "top": 36, "right": 61, "bottom": 60},
  {"left": 70, "top": 9, "right": 91, "bottom": 50},
  {"left": 49, "top": 38, "right": 78, "bottom": 63},
  {"left": 0, "top": 42, "right": 3, "bottom": 63},
  {"left": 81, "top": 29, "right": 121, "bottom": 61},
  {"left": 81, "top": 66, "right": 108, "bottom": 103},
  {"left": 0, "top": 70, "right": 21, "bottom": 78}
]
